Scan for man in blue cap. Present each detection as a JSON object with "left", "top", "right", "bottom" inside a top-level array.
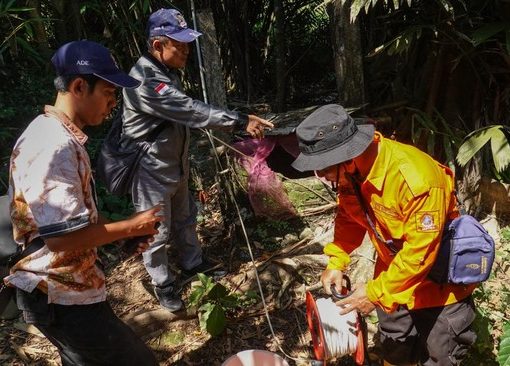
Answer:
[
  {"left": 6, "top": 40, "right": 160, "bottom": 365},
  {"left": 120, "top": 8, "right": 274, "bottom": 312}
]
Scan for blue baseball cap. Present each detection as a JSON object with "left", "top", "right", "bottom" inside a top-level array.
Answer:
[
  {"left": 51, "top": 40, "right": 140, "bottom": 88},
  {"left": 146, "top": 8, "right": 202, "bottom": 43}
]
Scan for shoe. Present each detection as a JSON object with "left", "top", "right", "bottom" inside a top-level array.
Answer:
[
  {"left": 153, "top": 283, "right": 183, "bottom": 312},
  {"left": 181, "top": 258, "right": 223, "bottom": 280}
]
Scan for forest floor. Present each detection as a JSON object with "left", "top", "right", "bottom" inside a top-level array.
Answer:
[{"left": 1, "top": 160, "right": 509, "bottom": 366}]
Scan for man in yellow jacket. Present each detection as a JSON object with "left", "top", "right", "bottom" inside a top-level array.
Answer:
[{"left": 292, "top": 104, "right": 476, "bottom": 366}]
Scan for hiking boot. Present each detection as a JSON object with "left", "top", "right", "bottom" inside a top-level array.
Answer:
[
  {"left": 153, "top": 283, "right": 183, "bottom": 312},
  {"left": 180, "top": 258, "right": 223, "bottom": 280}
]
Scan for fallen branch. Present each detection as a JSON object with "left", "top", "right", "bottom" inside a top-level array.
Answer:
[
  {"left": 123, "top": 309, "right": 194, "bottom": 337},
  {"left": 299, "top": 202, "right": 337, "bottom": 216},
  {"left": 258, "top": 237, "right": 310, "bottom": 270}
]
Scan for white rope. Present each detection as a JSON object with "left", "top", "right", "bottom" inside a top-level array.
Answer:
[{"left": 315, "top": 298, "right": 358, "bottom": 358}]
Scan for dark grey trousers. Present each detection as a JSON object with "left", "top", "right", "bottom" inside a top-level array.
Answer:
[
  {"left": 376, "top": 297, "right": 476, "bottom": 366},
  {"left": 132, "top": 170, "right": 202, "bottom": 287}
]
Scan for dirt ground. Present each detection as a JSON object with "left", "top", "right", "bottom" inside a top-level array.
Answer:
[
  {"left": 1, "top": 172, "right": 508, "bottom": 366},
  {"left": 1, "top": 177, "right": 364, "bottom": 366}
]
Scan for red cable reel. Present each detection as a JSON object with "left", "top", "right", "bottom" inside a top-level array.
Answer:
[{"left": 306, "top": 276, "right": 365, "bottom": 365}]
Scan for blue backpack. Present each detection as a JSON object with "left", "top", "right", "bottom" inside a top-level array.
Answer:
[
  {"left": 428, "top": 215, "right": 495, "bottom": 285},
  {"left": 347, "top": 174, "right": 495, "bottom": 285}
]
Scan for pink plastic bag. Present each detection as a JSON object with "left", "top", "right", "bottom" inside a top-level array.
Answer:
[{"left": 233, "top": 137, "right": 297, "bottom": 219}]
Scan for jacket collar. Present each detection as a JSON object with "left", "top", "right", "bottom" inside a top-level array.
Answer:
[
  {"left": 364, "top": 132, "right": 390, "bottom": 191},
  {"left": 44, "top": 105, "right": 88, "bottom": 145},
  {"left": 142, "top": 52, "right": 176, "bottom": 78}
]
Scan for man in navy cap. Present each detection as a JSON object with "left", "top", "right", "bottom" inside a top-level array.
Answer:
[
  {"left": 6, "top": 40, "right": 160, "bottom": 365},
  {"left": 119, "top": 8, "right": 274, "bottom": 312}
]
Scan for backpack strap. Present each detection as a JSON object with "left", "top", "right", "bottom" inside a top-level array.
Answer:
[
  {"left": 453, "top": 190, "right": 467, "bottom": 215},
  {"left": 146, "top": 121, "right": 167, "bottom": 143}
]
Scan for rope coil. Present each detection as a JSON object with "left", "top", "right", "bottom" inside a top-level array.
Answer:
[
  {"left": 306, "top": 290, "right": 365, "bottom": 365},
  {"left": 315, "top": 297, "right": 358, "bottom": 358}
]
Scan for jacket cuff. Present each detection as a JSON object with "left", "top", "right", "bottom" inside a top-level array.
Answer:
[
  {"left": 234, "top": 113, "right": 249, "bottom": 132},
  {"left": 324, "top": 243, "right": 351, "bottom": 271},
  {"left": 366, "top": 279, "right": 397, "bottom": 313},
  {"left": 366, "top": 280, "right": 379, "bottom": 304}
]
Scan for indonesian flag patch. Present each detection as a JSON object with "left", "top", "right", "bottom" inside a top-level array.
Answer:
[
  {"left": 155, "top": 82, "right": 170, "bottom": 95},
  {"left": 415, "top": 211, "right": 439, "bottom": 232}
]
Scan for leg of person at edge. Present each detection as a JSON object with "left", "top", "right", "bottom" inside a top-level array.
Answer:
[
  {"left": 5, "top": 41, "right": 161, "bottom": 365},
  {"left": 120, "top": 8, "right": 274, "bottom": 312},
  {"left": 292, "top": 104, "right": 477, "bottom": 366}
]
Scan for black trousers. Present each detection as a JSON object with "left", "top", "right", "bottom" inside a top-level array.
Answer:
[
  {"left": 376, "top": 297, "right": 477, "bottom": 366},
  {"left": 17, "top": 288, "right": 157, "bottom": 366}
]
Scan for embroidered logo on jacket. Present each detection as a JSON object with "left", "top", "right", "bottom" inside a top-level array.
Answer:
[
  {"left": 416, "top": 211, "right": 439, "bottom": 232},
  {"left": 373, "top": 202, "right": 399, "bottom": 218},
  {"left": 154, "top": 82, "right": 170, "bottom": 95}
]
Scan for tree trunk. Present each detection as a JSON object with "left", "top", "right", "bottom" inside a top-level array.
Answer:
[
  {"left": 196, "top": 8, "right": 227, "bottom": 108},
  {"left": 243, "top": 0, "right": 252, "bottom": 105},
  {"left": 329, "top": 0, "right": 365, "bottom": 108},
  {"left": 51, "top": 0, "right": 82, "bottom": 44},
  {"left": 274, "top": 0, "right": 286, "bottom": 112},
  {"left": 27, "top": 0, "right": 50, "bottom": 56},
  {"left": 51, "top": 0, "right": 67, "bottom": 45},
  {"left": 67, "top": 0, "right": 82, "bottom": 40}
]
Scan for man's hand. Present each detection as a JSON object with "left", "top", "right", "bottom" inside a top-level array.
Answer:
[
  {"left": 321, "top": 269, "right": 345, "bottom": 295},
  {"left": 121, "top": 236, "right": 152, "bottom": 258},
  {"left": 121, "top": 205, "right": 162, "bottom": 258},
  {"left": 335, "top": 283, "right": 376, "bottom": 316},
  {"left": 126, "top": 205, "right": 163, "bottom": 237},
  {"left": 245, "top": 115, "right": 274, "bottom": 139}
]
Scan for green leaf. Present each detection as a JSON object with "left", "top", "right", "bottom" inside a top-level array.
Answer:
[
  {"left": 206, "top": 283, "right": 229, "bottom": 301},
  {"left": 197, "top": 273, "right": 214, "bottom": 291},
  {"left": 490, "top": 128, "right": 510, "bottom": 172},
  {"left": 198, "top": 302, "right": 213, "bottom": 330},
  {"left": 350, "top": 0, "right": 369, "bottom": 22},
  {"left": 203, "top": 304, "right": 226, "bottom": 337},
  {"left": 219, "top": 294, "right": 239, "bottom": 309},
  {"left": 472, "top": 23, "right": 510, "bottom": 46},
  {"left": 427, "top": 132, "right": 435, "bottom": 156},
  {"left": 443, "top": 135, "right": 455, "bottom": 172},
  {"left": 436, "top": 0, "right": 454, "bottom": 14},
  {"left": 498, "top": 322, "right": 510, "bottom": 366},
  {"left": 188, "top": 285, "right": 205, "bottom": 308},
  {"left": 456, "top": 127, "right": 494, "bottom": 167},
  {"left": 143, "top": 0, "right": 150, "bottom": 14},
  {"left": 456, "top": 126, "right": 510, "bottom": 171}
]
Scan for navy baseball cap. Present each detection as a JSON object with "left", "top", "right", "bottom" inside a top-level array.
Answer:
[
  {"left": 146, "top": 8, "right": 202, "bottom": 43},
  {"left": 51, "top": 40, "right": 140, "bottom": 88}
]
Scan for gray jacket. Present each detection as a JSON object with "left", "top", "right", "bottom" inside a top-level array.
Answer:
[{"left": 121, "top": 54, "right": 247, "bottom": 184}]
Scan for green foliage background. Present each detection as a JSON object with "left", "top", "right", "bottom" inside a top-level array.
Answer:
[{"left": 1, "top": 0, "right": 510, "bottom": 362}]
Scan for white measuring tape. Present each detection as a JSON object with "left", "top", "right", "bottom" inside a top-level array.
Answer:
[{"left": 315, "top": 297, "right": 359, "bottom": 358}]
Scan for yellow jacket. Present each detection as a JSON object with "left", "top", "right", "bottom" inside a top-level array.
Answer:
[{"left": 328, "top": 133, "right": 475, "bottom": 312}]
